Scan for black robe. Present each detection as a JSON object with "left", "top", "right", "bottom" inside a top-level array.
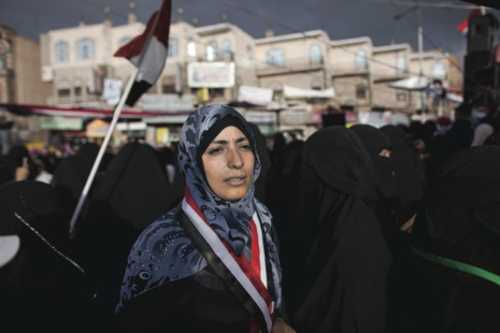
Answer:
[
  {"left": 390, "top": 146, "right": 500, "bottom": 333},
  {"left": 291, "top": 126, "right": 391, "bottom": 333}
]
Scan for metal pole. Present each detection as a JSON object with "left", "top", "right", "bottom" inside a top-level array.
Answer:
[
  {"left": 68, "top": 68, "right": 139, "bottom": 237},
  {"left": 417, "top": 6, "right": 427, "bottom": 118}
]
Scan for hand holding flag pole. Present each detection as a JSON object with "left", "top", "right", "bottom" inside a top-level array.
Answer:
[{"left": 69, "top": 0, "right": 172, "bottom": 237}]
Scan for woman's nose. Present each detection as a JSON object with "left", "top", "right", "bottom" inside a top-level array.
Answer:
[{"left": 227, "top": 147, "right": 244, "bottom": 169}]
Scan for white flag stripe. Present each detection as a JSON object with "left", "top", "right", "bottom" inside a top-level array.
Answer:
[
  {"left": 136, "top": 37, "right": 168, "bottom": 85},
  {"left": 253, "top": 213, "right": 268, "bottom": 288},
  {"left": 182, "top": 199, "right": 273, "bottom": 333}
]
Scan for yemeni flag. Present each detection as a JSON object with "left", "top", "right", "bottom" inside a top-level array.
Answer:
[
  {"left": 457, "top": 8, "right": 482, "bottom": 35},
  {"left": 114, "top": 0, "right": 172, "bottom": 106}
]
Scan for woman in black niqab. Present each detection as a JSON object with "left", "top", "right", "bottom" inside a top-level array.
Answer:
[
  {"left": 390, "top": 146, "right": 500, "bottom": 333},
  {"left": 381, "top": 125, "right": 425, "bottom": 226},
  {"left": 291, "top": 126, "right": 391, "bottom": 333},
  {"left": 350, "top": 124, "right": 398, "bottom": 245}
]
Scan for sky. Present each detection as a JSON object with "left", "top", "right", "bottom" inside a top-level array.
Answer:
[{"left": 0, "top": 0, "right": 496, "bottom": 56}]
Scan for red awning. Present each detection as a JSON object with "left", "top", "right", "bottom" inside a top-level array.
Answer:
[{"left": 0, "top": 103, "right": 193, "bottom": 119}]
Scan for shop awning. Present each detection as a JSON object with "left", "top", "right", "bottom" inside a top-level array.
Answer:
[
  {"left": 389, "top": 76, "right": 429, "bottom": 91},
  {"left": 0, "top": 103, "right": 188, "bottom": 119}
]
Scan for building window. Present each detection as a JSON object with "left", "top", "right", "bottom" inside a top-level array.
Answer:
[
  {"left": 119, "top": 36, "right": 132, "bottom": 47},
  {"left": 396, "top": 54, "right": 407, "bottom": 74},
  {"left": 355, "top": 50, "right": 368, "bottom": 71},
  {"left": 187, "top": 39, "right": 197, "bottom": 58},
  {"left": 54, "top": 41, "right": 69, "bottom": 64},
  {"left": 74, "top": 86, "right": 82, "bottom": 96},
  {"left": 206, "top": 40, "right": 218, "bottom": 61},
  {"left": 246, "top": 45, "right": 254, "bottom": 60},
  {"left": 396, "top": 91, "right": 407, "bottom": 102},
  {"left": 76, "top": 38, "right": 95, "bottom": 60},
  {"left": 310, "top": 44, "right": 322, "bottom": 64},
  {"left": 356, "top": 83, "right": 367, "bottom": 100},
  {"left": 221, "top": 39, "right": 232, "bottom": 56},
  {"left": 433, "top": 61, "right": 446, "bottom": 79},
  {"left": 266, "top": 48, "right": 285, "bottom": 66},
  {"left": 57, "top": 88, "right": 71, "bottom": 97},
  {"left": 168, "top": 37, "right": 178, "bottom": 57}
]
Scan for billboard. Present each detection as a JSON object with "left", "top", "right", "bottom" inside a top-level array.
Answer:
[{"left": 188, "top": 62, "right": 235, "bottom": 88}]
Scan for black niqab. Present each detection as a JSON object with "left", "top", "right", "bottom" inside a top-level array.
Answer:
[
  {"left": 381, "top": 125, "right": 425, "bottom": 223},
  {"left": 291, "top": 127, "right": 391, "bottom": 333}
]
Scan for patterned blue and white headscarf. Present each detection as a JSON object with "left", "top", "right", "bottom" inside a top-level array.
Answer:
[{"left": 116, "top": 104, "right": 282, "bottom": 312}]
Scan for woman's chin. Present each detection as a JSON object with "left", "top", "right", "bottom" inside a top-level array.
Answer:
[{"left": 217, "top": 186, "right": 249, "bottom": 202}]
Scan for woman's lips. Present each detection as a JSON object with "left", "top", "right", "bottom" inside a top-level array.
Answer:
[{"left": 224, "top": 176, "right": 246, "bottom": 186}]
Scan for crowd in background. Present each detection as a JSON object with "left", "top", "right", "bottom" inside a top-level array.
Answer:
[{"left": 2, "top": 101, "right": 500, "bottom": 332}]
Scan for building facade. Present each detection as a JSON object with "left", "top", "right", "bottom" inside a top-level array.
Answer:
[
  {"left": 38, "top": 16, "right": 458, "bottom": 116},
  {"left": 330, "top": 37, "right": 373, "bottom": 113},
  {"left": 371, "top": 43, "right": 412, "bottom": 111}
]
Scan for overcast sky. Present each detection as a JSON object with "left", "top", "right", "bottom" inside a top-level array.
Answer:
[{"left": 0, "top": 0, "right": 497, "bottom": 56}]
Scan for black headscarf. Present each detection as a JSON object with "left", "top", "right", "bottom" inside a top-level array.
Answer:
[
  {"left": 247, "top": 124, "right": 272, "bottom": 204},
  {"left": 381, "top": 125, "right": 425, "bottom": 224},
  {"left": 291, "top": 126, "right": 391, "bottom": 333},
  {"left": 0, "top": 181, "right": 107, "bottom": 332},
  {"left": 427, "top": 118, "right": 474, "bottom": 181},
  {"left": 390, "top": 146, "right": 500, "bottom": 333},
  {"left": 7, "top": 145, "right": 38, "bottom": 181},
  {"left": 350, "top": 124, "right": 396, "bottom": 200}
]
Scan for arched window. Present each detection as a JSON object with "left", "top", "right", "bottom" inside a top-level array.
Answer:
[
  {"left": 396, "top": 53, "right": 407, "bottom": 74},
  {"left": 266, "top": 48, "right": 285, "bottom": 66},
  {"left": 187, "top": 39, "right": 197, "bottom": 58},
  {"left": 168, "top": 37, "right": 178, "bottom": 57},
  {"left": 54, "top": 40, "right": 69, "bottom": 64},
  {"left": 433, "top": 61, "right": 446, "bottom": 79},
  {"left": 310, "top": 44, "right": 322, "bottom": 64},
  {"left": 206, "top": 40, "right": 218, "bottom": 61},
  {"left": 76, "top": 38, "right": 95, "bottom": 60},
  {"left": 355, "top": 50, "right": 368, "bottom": 70}
]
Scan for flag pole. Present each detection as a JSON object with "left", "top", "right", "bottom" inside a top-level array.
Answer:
[
  {"left": 68, "top": 1, "right": 166, "bottom": 238},
  {"left": 68, "top": 68, "right": 139, "bottom": 237}
]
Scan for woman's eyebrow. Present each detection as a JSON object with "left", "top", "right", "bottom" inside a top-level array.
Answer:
[{"left": 210, "top": 137, "right": 248, "bottom": 145}]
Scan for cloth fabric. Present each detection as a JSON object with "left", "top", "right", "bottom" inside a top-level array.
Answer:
[
  {"left": 390, "top": 146, "right": 500, "bottom": 333},
  {"left": 0, "top": 181, "right": 109, "bottom": 332},
  {"left": 350, "top": 124, "right": 398, "bottom": 246},
  {"left": 471, "top": 123, "right": 494, "bottom": 147},
  {"left": 116, "top": 105, "right": 282, "bottom": 325},
  {"left": 292, "top": 126, "right": 391, "bottom": 333},
  {"left": 381, "top": 125, "right": 425, "bottom": 223},
  {"left": 74, "top": 142, "right": 176, "bottom": 313}
]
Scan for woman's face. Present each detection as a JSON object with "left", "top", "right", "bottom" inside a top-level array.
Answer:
[{"left": 201, "top": 126, "right": 255, "bottom": 201}]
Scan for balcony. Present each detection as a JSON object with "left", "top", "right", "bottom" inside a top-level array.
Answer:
[{"left": 256, "top": 58, "right": 326, "bottom": 77}]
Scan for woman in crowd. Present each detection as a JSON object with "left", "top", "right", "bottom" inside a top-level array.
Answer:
[
  {"left": 116, "top": 105, "right": 294, "bottom": 332},
  {"left": 381, "top": 125, "right": 425, "bottom": 231},
  {"left": 350, "top": 124, "right": 398, "bottom": 247},
  {"left": 291, "top": 126, "right": 391, "bottom": 333}
]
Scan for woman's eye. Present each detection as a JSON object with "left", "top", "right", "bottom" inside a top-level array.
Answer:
[
  {"left": 239, "top": 144, "right": 252, "bottom": 151},
  {"left": 207, "top": 147, "right": 223, "bottom": 155}
]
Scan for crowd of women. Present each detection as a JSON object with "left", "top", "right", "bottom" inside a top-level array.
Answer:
[{"left": 1, "top": 103, "right": 499, "bottom": 332}]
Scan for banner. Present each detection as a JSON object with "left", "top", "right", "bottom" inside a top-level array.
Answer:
[{"left": 188, "top": 62, "right": 235, "bottom": 88}]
